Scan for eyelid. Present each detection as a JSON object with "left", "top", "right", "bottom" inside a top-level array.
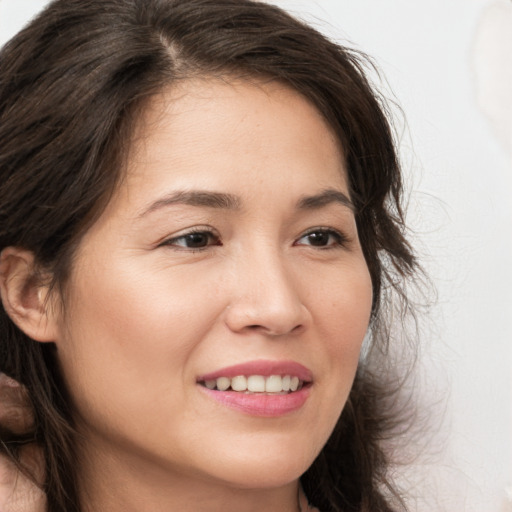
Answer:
[
  {"left": 158, "top": 226, "right": 221, "bottom": 250},
  {"left": 156, "top": 225, "right": 349, "bottom": 251},
  {"left": 294, "top": 227, "right": 349, "bottom": 248}
]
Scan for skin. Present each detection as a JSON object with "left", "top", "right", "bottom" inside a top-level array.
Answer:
[
  {"left": 0, "top": 375, "right": 45, "bottom": 512},
  {"left": 3, "top": 78, "right": 373, "bottom": 512}
]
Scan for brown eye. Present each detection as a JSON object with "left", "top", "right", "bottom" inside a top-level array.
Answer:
[
  {"left": 296, "top": 229, "right": 346, "bottom": 248},
  {"left": 181, "top": 233, "right": 211, "bottom": 248},
  {"left": 304, "top": 231, "right": 330, "bottom": 246},
  {"left": 163, "top": 230, "right": 220, "bottom": 249}
]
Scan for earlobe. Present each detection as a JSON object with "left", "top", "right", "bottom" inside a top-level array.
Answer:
[{"left": 0, "top": 247, "right": 59, "bottom": 343}]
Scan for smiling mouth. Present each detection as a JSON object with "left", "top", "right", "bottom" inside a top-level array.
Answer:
[{"left": 199, "top": 375, "right": 306, "bottom": 394}]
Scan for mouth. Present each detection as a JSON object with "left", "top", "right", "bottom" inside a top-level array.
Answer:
[
  {"left": 196, "top": 360, "right": 312, "bottom": 416},
  {"left": 199, "top": 374, "right": 307, "bottom": 394}
]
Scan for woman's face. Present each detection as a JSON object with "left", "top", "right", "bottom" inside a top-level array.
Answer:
[{"left": 53, "top": 79, "right": 373, "bottom": 491}]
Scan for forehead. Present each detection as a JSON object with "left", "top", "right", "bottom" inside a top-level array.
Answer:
[{"left": 115, "top": 77, "right": 349, "bottom": 213}]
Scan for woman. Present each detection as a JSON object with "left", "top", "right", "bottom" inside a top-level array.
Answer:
[{"left": 0, "top": 1, "right": 416, "bottom": 511}]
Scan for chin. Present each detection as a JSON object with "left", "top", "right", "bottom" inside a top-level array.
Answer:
[
  {"left": 188, "top": 435, "right": 321, "bottom": 490},
  {"left": 211, "top": 459, "right": 310, "bottom": 490}
]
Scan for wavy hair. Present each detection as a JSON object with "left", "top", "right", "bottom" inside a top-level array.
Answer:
[{"left": 0, "top": 1, "right": 416, "bottom": 510}]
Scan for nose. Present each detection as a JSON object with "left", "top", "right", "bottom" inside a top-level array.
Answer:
[{"left": 224, "top": 248, "right": 310, "bottom": 337}]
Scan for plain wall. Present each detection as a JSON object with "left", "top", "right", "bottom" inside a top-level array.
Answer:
[{"left": 1, "top": 1, "right": 510, "bottom": 510}]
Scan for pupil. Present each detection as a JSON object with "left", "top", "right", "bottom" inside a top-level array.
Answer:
[
  {"left": 308, "top": 232, "right": 328, "bottom": 246},
  {"left": 186, "top": 233, "right": 208, "bottom": 247}
]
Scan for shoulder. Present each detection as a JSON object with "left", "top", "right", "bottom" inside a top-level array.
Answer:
[
  {"left": 0, "top": 374, "right": 46, "bottom": 512},
  {"left": 0, "top": 453, "right": 46, "bottom": 512}
]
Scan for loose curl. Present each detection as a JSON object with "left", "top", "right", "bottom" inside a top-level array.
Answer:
[{"left": 0, "top": 1, "right": 416, "bottom": 511}]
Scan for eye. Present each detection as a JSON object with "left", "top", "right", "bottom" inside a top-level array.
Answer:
[
  {"left": 161, "top": 229, "right": 221, "bottom": 250},
  {"left": 295, "top": 228, "right": 347, "bottom": 248}
]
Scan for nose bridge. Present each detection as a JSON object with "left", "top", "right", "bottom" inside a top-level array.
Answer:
[{"left": 225, "top": 239, "right": 306, "bottom": 335}]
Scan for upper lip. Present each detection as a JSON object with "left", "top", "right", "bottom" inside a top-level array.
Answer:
[{"left": 197, "top": 360, "right": 312, "bottom": 383}]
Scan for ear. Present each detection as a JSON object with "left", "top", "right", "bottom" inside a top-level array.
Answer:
[{"left": 0, "top": 247, "right": 60, "bottom": 343}]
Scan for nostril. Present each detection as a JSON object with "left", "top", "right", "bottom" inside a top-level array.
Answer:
[
  {"left": 244, "top": 323, "right": 304, "bottom": 336},
  {"left": 224, "top": 298, "right": 310, "bottom": 336}
]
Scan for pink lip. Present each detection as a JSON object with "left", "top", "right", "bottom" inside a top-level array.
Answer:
[
  {"left": 199, "top": 387, "right": 311, "bottom": 417},
  {"left": 197, "top": 360, "right": 312, "bottom": 382},
  {"left": 197, "top": 360, "right": 312, "bottom": 417}
]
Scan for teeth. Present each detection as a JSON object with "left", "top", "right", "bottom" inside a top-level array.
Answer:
[
  {"left": 247, "top": 375, "right": 266, "bottom": 392},
  {"left": 216, "top": 377, "right": 230, "bottom": 391},
  {"left": 205, "top": 379, "right": 216, "bottom": 390},
  {"left": 204, "top": 375, "right": 305, "bottom": 393},
  {"left": 265, "top": 375, "right": 282, "bottom": 393},
  {"left": 231, "top": 375, "right": 247, "bottom": 391}
]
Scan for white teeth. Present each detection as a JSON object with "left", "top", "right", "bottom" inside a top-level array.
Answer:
[
  {"left": 265, "top": 375, "right": 282, "bottom": 393},
  {"left": 231, "top": 375, "right": 247, "bottom": 391},
  {"left": 203, "top": 374, "right": 305, "bottom": 393},
  {"left": 205, "top": 379, "right": 216, "bottom": 390},
  {"left": 247, "top": 375, "right": 266, "bottom": 392},
  {"left": 216, "top": 377, "right": 230, "bottom": 391}
]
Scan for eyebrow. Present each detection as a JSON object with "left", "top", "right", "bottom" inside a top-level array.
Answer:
[
  {"left": 296, "top": 188, "right": 354, "bottom": 211},
  {"left": 139, "top": 190, "right": 241, "bottom": 217},
  {"left": 138, "top": 187, "right": 353, "bottom": 218}
]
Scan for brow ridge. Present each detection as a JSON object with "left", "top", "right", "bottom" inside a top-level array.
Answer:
[
  {"left": 139, "top": 187, "right": 353, "bottom": 218},
  {"left": 139, "top": 190, "right": 241, "bottom": 217},
  {"left": 297, "top": 188, "right": 354, "bottom": 211}
]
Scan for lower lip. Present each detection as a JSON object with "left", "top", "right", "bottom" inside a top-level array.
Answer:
[{"left": 199, "top": 386, "right": 311, "bottom": 417}]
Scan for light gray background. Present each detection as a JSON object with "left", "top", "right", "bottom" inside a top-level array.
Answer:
[{"left": 1, "top": 1, "right": 510, "bottom": 510}]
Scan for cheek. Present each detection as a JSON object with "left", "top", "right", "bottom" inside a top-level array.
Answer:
[
  {"left": 63, "top": 258, "right": 217, "bottom": 354},
  {"left": 309, "top": 262, "right": 373, "bottom": 420},
  {"left": 316, "top": 262, "right": 373, "bottom": 354},
  {"left": 54, "top": 262, "right": 223, "bottom": 430}
]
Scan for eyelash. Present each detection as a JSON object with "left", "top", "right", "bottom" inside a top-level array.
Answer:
[
  {"left": 159, "top": 228, "right": 221, "bottom": 252},
  {"left": 160, "top": 227, "right": 348, "bottom": 252},
  {"left": 294, "top": 227, "right": 349, "bottom": 249}
]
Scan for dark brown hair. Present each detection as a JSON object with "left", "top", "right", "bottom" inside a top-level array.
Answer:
[{"left": 0, "top": 1, "right": 416, "bottom": 511}]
